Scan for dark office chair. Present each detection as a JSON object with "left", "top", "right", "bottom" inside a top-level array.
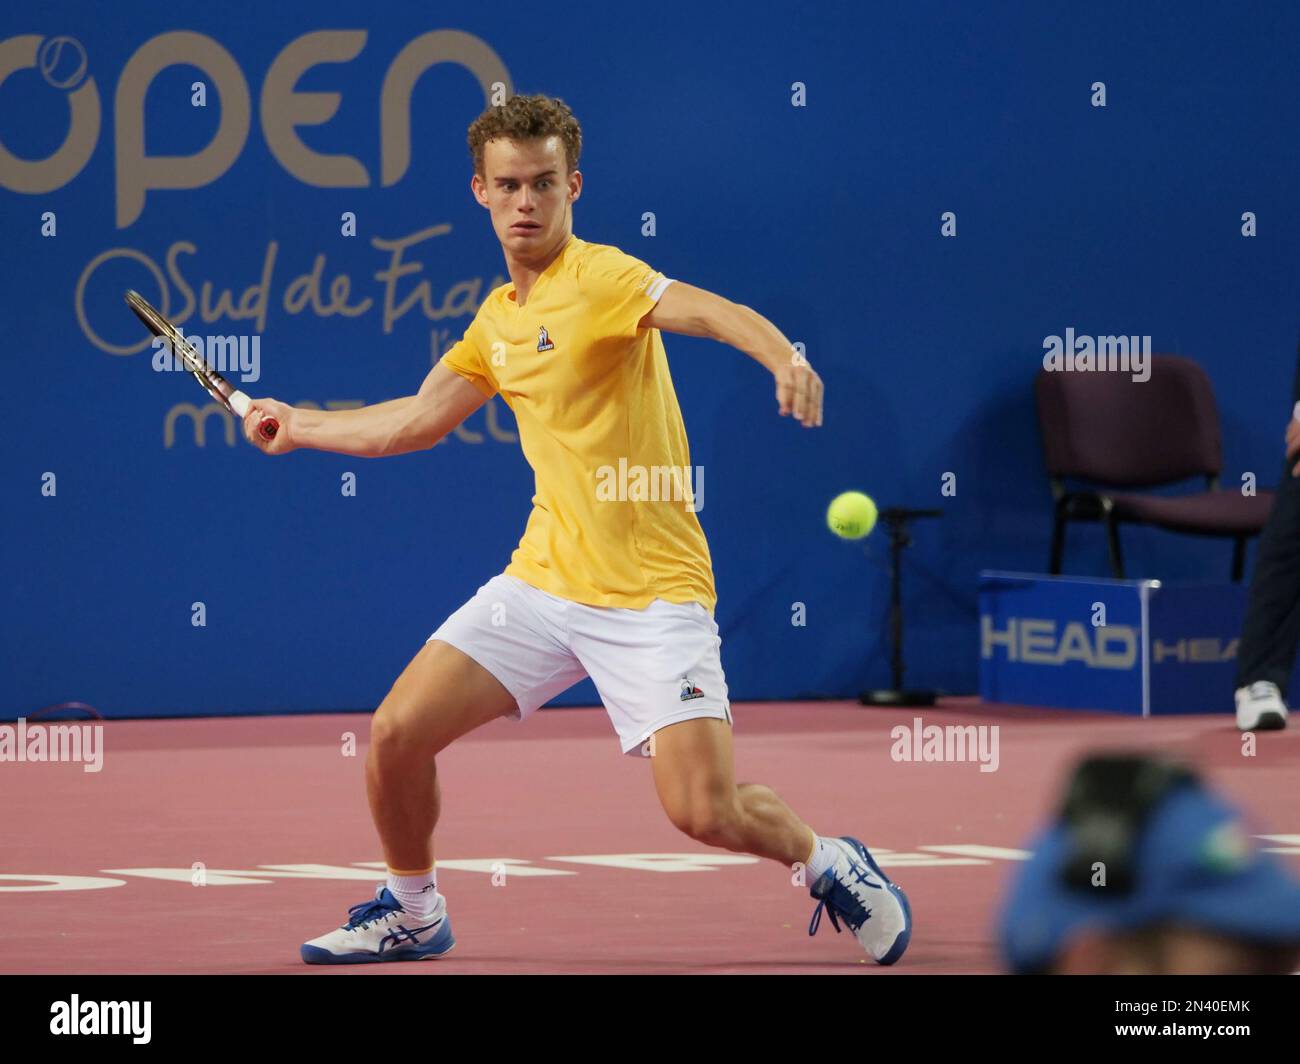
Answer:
[{"left": 1035, "top": 354, "right": 1274, "bottom": 580}]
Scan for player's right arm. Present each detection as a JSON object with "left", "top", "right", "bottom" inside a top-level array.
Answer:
[{"left": 240, "top": 362, "right": 489, "bottom": 457}]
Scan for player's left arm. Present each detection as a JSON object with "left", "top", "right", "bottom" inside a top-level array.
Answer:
[{"left": 639, "top": 282, "right": 823, "bottom": 428}]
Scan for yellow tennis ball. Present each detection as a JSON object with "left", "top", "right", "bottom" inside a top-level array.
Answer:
[{"left": 827, "top": 491, "right": 877, "bottom": 540}]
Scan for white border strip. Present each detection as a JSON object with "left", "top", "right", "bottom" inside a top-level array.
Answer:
[{"left": 1140, "top": 580, "right": 1151, "bottom": 718}]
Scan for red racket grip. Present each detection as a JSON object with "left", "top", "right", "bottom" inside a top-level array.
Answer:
[{"left": 258, "top": 417, "right": 279, "bottom": 440}]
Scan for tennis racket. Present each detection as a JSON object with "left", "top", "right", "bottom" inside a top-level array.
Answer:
[{"left": 125, "top": 289, "right": 278, "bottom": 440}]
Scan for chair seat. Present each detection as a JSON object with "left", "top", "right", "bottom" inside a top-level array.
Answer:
[{"left": 1108, "top": 489, "right": 1275, "bottom": 535}]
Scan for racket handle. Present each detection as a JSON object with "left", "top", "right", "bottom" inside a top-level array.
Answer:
[{"left": 229, "top": 390, "right": 279, "bottom": 441}]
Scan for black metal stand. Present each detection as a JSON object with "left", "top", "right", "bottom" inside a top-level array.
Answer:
[{"left": 860, "top": 507, "right": 943, "bottom": 707}]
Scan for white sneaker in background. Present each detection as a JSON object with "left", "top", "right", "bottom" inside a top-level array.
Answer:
[{"left": 1235, "top": 681, "right": 1289, "bottom": 731}]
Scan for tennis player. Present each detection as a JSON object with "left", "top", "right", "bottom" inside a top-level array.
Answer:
[{"left": 242, "top": 94, "right": 912, "bottom": 967}]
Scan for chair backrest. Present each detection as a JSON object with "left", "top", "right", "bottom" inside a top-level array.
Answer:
[{"left": 1035, "top": 354, "right": 1222, "bottom": 487}]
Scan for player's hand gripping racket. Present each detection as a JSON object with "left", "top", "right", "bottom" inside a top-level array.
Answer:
[{"left": 125, "top": 290, "right": 278, "bottom": 441}]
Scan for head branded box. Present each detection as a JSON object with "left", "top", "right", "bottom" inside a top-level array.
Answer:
[{"left": 977, "top": 571, "right": 1282, "bottom": 716}]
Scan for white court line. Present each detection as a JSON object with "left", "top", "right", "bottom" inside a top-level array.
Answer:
[{"left": 919, "top": 845, "right": 1032, "bottom": 861}]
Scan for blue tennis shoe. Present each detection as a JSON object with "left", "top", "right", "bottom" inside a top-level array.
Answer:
[
  {"left": 301, "top": 886, "right": 456, "bottom": 964},
  {"left": 808, "top": 836, "right": 912, "bottom": 965}
]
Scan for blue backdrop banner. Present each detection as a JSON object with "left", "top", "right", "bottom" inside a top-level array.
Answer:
[{"left": 4, "top": 2, "right": 1300, "bottom": 718}]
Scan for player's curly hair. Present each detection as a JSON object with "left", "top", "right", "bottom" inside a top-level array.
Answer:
[{"left": 467, "top": 93, "right": 583, "bottom": 177}]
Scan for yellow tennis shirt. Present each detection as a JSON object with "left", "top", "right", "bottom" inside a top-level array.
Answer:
[{"left": 440, "top": 235, "right": 717, "bottom": 612}]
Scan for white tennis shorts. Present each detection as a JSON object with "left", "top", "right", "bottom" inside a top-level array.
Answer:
[{"left": 428, "top": 573, "right": 732, "bottom": 755}]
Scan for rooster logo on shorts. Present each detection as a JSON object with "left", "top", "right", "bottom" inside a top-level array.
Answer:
[
  {"left": 537, "top": 325, "right": 555, "bottom": 352},
  {"left": 680, "top": 677, "right": 704, "bottom": 701}
]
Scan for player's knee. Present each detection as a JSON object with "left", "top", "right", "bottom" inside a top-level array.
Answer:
[
  {"left": 666, "top": 800, "right": 734, "bottom": 843},
  {"left": 369, "top": 710, "right": 436, "bottom": 765}
]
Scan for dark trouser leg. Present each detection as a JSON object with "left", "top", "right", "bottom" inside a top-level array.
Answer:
[{"left": 1237, "top": 456, "right": 1300, "bottom": 695}]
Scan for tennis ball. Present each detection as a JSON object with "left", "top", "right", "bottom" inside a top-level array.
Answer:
[{"left": 827, "top": 491, "right": 877, "bottom": 540}]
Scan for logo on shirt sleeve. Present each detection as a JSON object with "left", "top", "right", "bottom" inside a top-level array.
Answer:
[{"left": 537, "top": 325, "right": 555, "bottom": 352}]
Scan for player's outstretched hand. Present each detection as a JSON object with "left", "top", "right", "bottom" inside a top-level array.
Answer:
[
  {"left": 242, "top": 398, "right": 296, "bottom": 455},
  {"left": 774, "top": 357, "right": 823, "bottom": 428},
  {"left": 1287, "top": 409, "right": 1300, "bottom": 476}
]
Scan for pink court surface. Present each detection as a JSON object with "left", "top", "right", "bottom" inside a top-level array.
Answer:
[{"left": 2, "top": 699, "right": 1297, "bottom": 975}]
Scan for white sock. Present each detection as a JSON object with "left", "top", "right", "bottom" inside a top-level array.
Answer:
[
  {"left": 805, "top": 835, "right": 839, "bottom": 880},
  {"left": 387, "top": 867, "right": 440, "bottom": 917}
]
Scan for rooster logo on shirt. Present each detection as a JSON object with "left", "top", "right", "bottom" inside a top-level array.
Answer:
[{"left": 537, "top": 326, "right": 555, "bottom": 352}]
